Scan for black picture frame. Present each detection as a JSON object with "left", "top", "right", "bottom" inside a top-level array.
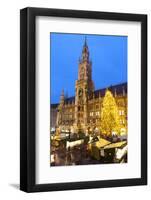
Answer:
[{"left": 20, "top": 7, "right": 147, "bottom": 192}]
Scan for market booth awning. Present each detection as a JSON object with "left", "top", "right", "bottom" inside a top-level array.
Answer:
[
  {"left": 104, "top": 141, "right": 127, "bottom": 149},
  {"left": 94, "top": 137, "right": 111, "bottom": 148}
]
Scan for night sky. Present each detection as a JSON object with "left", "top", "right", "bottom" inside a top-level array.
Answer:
[{"left": 50, "top": 33, "right": 127, "bottom": 104}]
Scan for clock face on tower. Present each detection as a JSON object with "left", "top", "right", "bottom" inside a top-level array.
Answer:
[{"left": 78, "top": 88, "right": 83, "bottom": 98}]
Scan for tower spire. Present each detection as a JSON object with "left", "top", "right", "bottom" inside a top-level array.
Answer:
[
  {"left": 60, "top": 89, "right": 64, "bottom": 103},
  {"left": 61, "top": 89, "right": 64, "bottom": 96},
  {"left": 84, "top": 36, "right": 87, "bottom": 47},
  {"left": 82, "top": 36, "right": 89, "bottom": 62}
]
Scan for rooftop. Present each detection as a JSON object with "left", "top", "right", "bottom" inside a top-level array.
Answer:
[
  {"left": 50, "top": 82, "right": 127, "bottom": 106},
  {"left": 104, "top": 141, "right": 127, "bottom": 149},
  {"left": 64, "top": 82, "right": 127, "bottom": 104},
  {"left": 94, "top": 138, "right": 111, "bottom": 148}
]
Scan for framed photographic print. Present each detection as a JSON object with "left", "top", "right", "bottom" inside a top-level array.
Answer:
[{"left": 20, "top": 7, "right": 147, "bottom": 192}]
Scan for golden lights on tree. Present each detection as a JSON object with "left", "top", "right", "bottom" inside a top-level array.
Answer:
[{"left": 100, "top": 89, "right": 120, "bottom": 137}]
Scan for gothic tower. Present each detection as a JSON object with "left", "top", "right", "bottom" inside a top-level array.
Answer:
[
  {"left": 56, "top": 90, "right": 64, "bottom": 127},
  {"left": 74, "top": 38, "right": 94, "bottom": 133}
]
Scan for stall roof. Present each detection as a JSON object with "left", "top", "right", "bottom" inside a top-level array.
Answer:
[
  {"left": 104, "top": 141, "right": 127, "bottom": 149},
  {"left": 94, "top": 138, "right": 111, "bottom": 148}
]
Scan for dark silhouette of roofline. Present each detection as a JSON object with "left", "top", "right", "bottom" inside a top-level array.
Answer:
[{"left": 51, "top": 82, "right": 127, "bottom": 105}]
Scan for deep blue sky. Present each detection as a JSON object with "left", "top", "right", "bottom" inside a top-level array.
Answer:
[{"left": 50, "top": 33, "right": 127, "bottom": 104}]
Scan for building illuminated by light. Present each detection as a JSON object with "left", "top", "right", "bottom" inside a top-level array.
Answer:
[{"left": 52, "top": 39, "right": 127, "bottom": 135}]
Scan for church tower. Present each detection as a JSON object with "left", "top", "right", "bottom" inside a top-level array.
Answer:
[
  {"left": 74, "top": 38, "right": 94, "bottom": 133},
  {"left": 56, "top": 90, "right": 64, "bottom": 127}
]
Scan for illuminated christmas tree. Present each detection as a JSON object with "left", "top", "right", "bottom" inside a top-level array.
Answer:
[{"left": 100, "top": 89, "right": 120, "bottom": 137}]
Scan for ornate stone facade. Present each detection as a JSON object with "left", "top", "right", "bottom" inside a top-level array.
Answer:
[{"left": 55, "top": 39, "right": 127, "bottom": 135}]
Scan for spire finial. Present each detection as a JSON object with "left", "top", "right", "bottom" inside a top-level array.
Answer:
[
  {"left": 61, "top": 89, "right": 64, "bottom": 96},
  {"left": 84, "top": 36, "right": 87, "bottom": 46},
  {"left": 60, "top": 89, "right": 64, "bottom": 103}
]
